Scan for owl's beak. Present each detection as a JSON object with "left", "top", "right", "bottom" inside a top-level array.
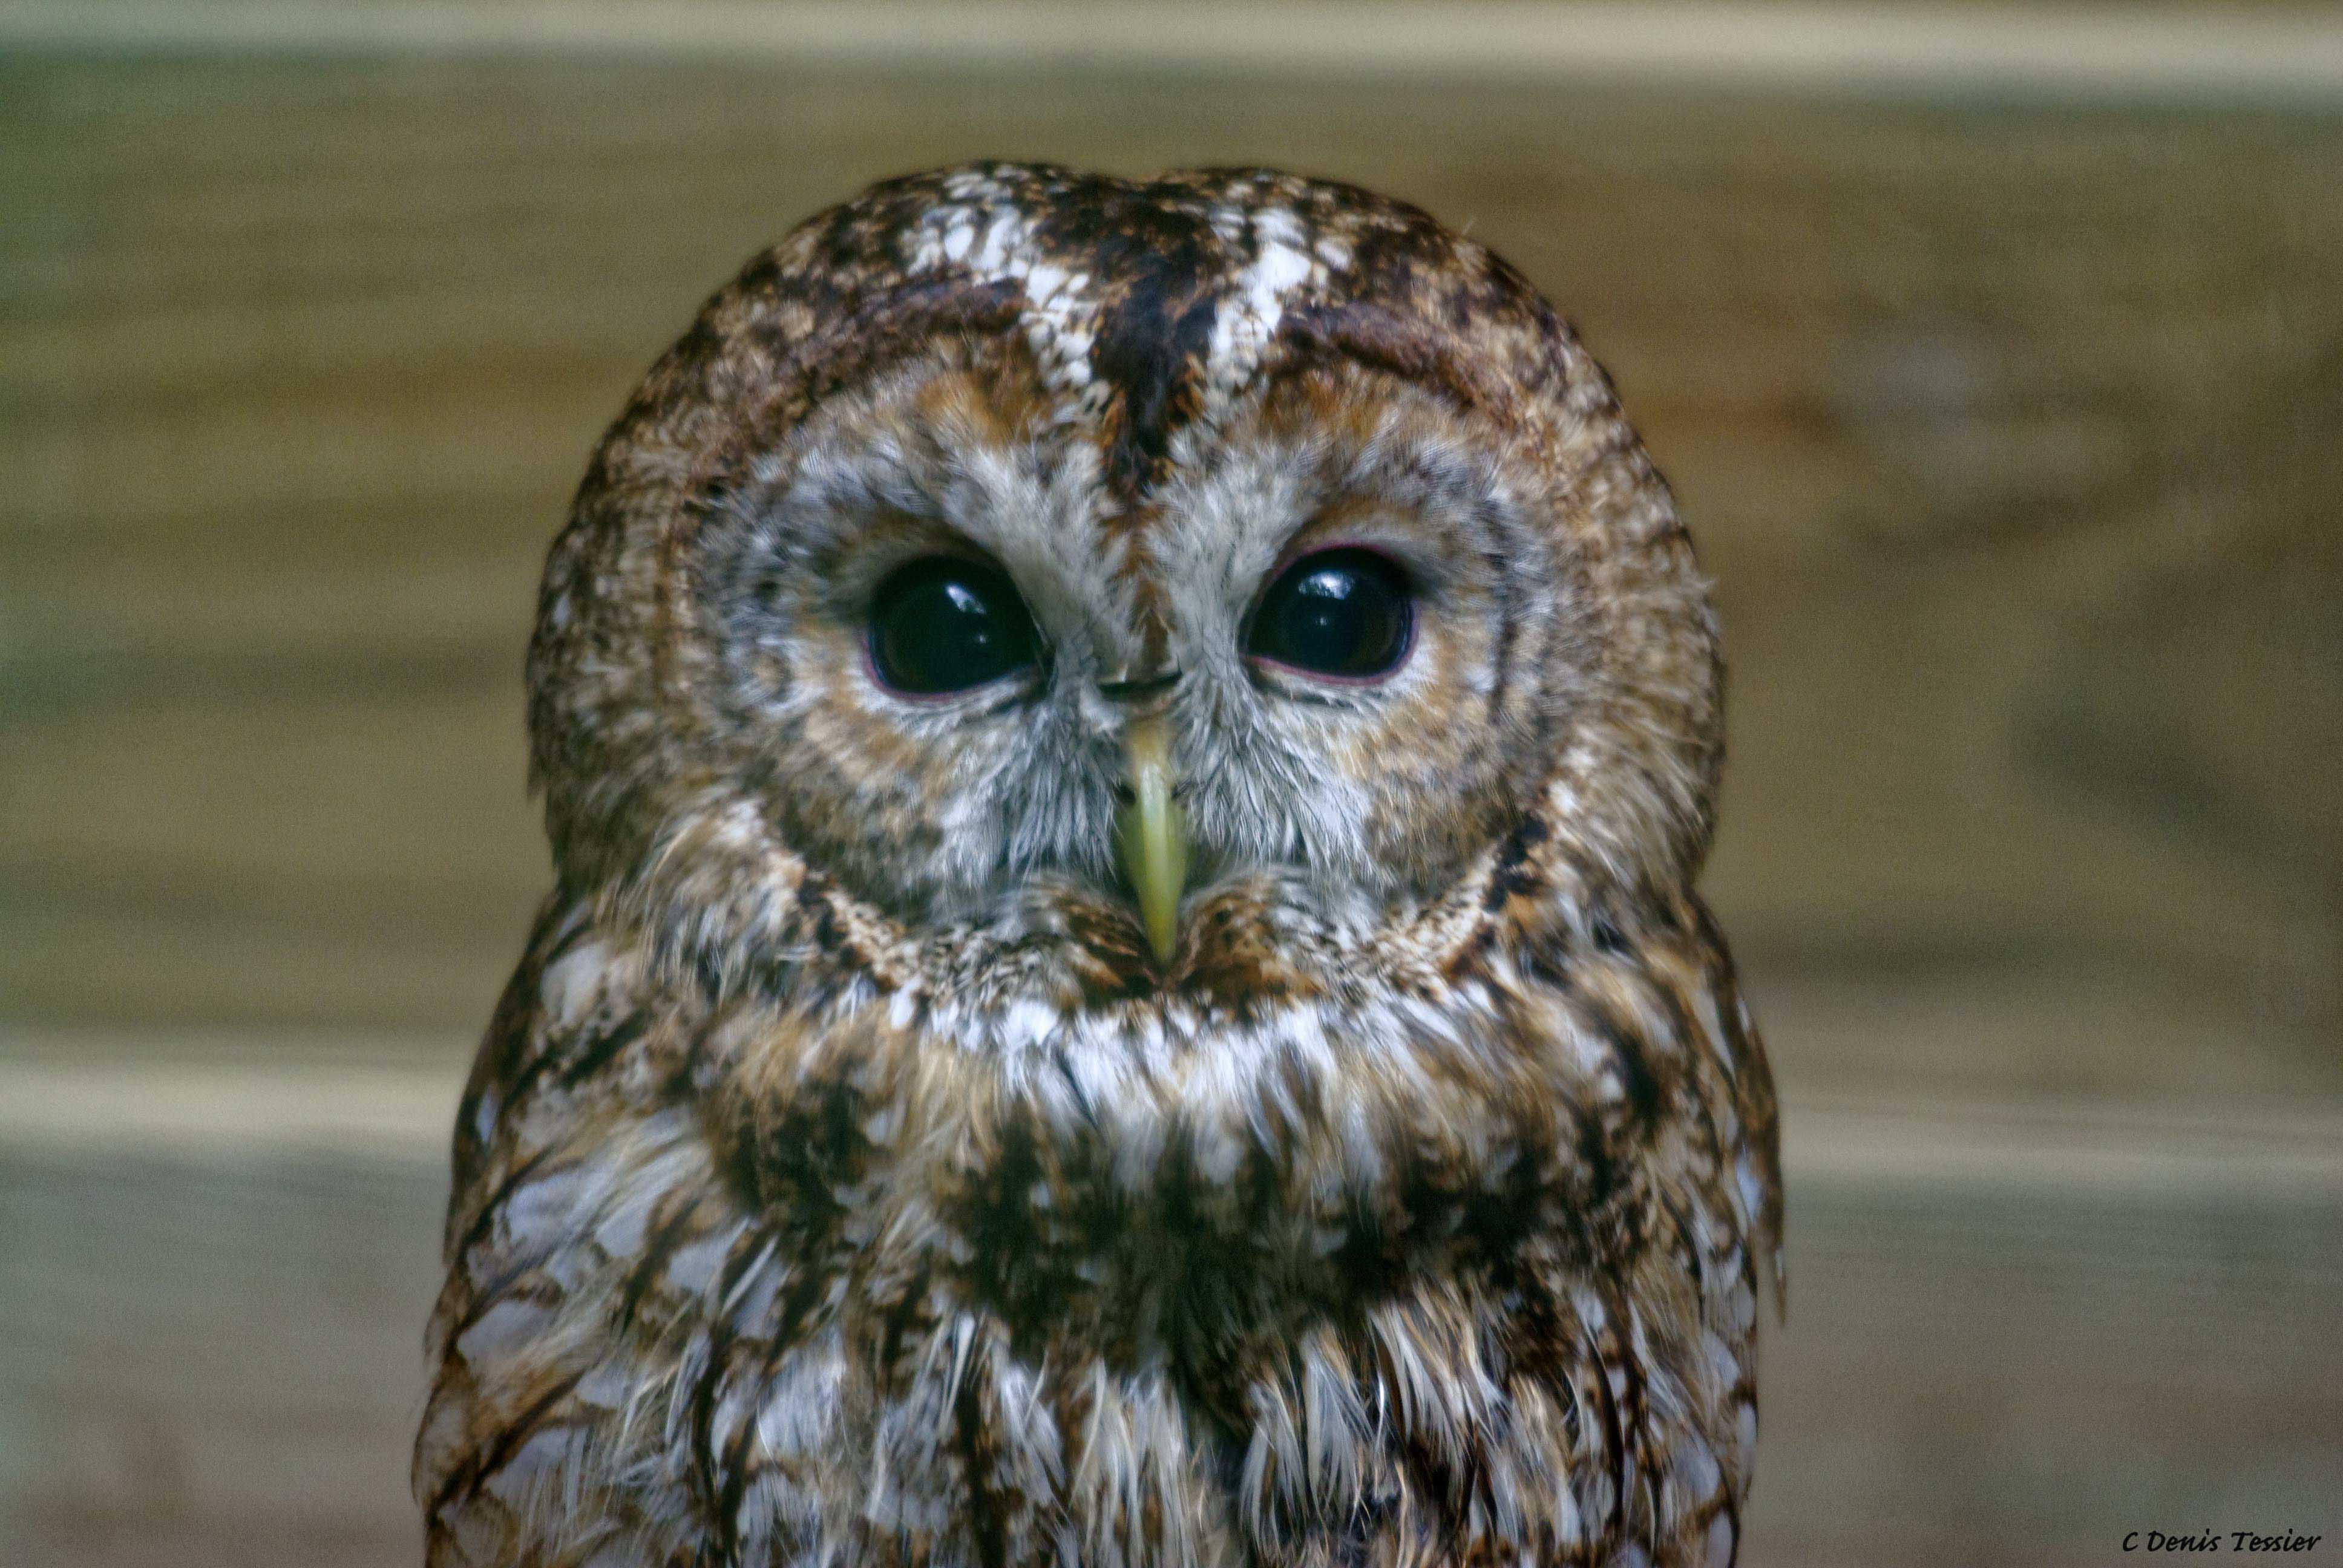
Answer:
[{"left": 1115, "top": 713, "right": 1188, "bottom": 966}]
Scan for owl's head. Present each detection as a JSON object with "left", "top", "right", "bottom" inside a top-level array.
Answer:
[{"left": 529, "top": 165, "right": 1720, "bottom": 1009}]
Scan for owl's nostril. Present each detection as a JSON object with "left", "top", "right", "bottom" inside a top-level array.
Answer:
[{"left": 1096, "top": 668, "right": 1181, "bottom": 705}]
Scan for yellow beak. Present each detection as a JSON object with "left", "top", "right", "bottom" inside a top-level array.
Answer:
[{"left": 1115, "top": 713, "right": 1188, "bottom": 966}]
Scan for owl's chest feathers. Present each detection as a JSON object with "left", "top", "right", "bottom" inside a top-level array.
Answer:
[
  {"left": 462, "top": 916, "right": 1757, "bottom": 1566},
  {"left": 698, "top": 979, "right": 1658, "bottom": 1377},
  {"left": 564, "top": 978, "right": 1738, "bottom": 1567}
]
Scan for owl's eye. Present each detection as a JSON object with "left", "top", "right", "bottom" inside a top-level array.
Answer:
[
  {"left": 867, "top": 557, "right": 1038, "bottom": 696},
  {"left": 1245, "top": 548, "right": 1414, "bottom": 680}
]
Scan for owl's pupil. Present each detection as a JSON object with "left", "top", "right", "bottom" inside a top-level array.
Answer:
[
  {"left": 1247, "top": 548, "right": 1413, "bottom": 679},
  {"left": 868, "top": 558, "right": 1038, "bottom": 696}
]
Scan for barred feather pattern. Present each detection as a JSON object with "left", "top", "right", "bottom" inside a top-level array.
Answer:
[
  {"left": 417, "top": 164, "right": 1783, "bottom": 1568},
  {"left": 418, "top": 871, "right": 1778, "bottom": 1567}
]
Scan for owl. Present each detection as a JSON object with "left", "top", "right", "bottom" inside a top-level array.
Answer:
[{"left": 416, "top": 163, "right": 1781, "bottom": 1568}]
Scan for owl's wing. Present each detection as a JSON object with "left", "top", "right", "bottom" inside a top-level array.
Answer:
[
  {"left": 414, "top": 901, "right": 744, "bottom": 1566},
  {"left": 1605, "top": 892, "right": 1786, "bottom": 1557},
  {"left": 1690, "top": 894, "right": 1786, "bottom": 1321}
]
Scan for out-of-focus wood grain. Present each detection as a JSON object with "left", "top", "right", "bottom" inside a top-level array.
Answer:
[
  {"left": 3, "top": 1057, "right": 2336, "bottom": 1567},
  {"left": 2, "top": 51, "right": 2338, "bottom": 1100},
  {"left": 14, "top": 1, "right": 2343, "bottom": 112}
]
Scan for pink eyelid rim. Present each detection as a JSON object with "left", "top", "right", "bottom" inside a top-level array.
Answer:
[{"left": 1244, "top": 540, "right": 1418, "bottom": 686}]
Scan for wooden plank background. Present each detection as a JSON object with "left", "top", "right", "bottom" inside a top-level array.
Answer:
[{"left": 2, "top": 7, "right": 2340, "bottom": 1563}]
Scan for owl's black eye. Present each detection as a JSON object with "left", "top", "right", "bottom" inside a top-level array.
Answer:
[
  {"left": 1245, "top": 547, "right": 1414, "bottom": 680},
  {"left": 867, "top": 557, "right": 1038, "bottom": 696}
]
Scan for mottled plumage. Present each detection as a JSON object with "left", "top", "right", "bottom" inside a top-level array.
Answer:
[{"left": 417, "top": 163, "right": 1782, "bottom": 1568}]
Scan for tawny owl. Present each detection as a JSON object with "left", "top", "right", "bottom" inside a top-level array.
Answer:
[{"left": 416, "top": 163, "right": 1781, "bottom": 1568}]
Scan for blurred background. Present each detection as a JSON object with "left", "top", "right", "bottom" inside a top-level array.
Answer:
[{"left": 3, "top": 2, "right": 2338, "bottom": 1563}]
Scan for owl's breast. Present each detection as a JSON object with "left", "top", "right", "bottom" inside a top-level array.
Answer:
[
  {"left": 666, "top": 956, "right": 1759, "bottom": 1565},
  {"left": 430, "top": 902, "right": 1772, "bottom": 1567},
  {"left": 706, "top": 973, "right": 1660, "bottom": 1382}
]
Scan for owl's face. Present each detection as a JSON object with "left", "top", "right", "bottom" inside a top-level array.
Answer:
[
  {"left": 532, "top": 165, "right": 1719, "bottom": 1004},
  {"left": 692, "top": 345, "right": 1568, "bottom": 942}
]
